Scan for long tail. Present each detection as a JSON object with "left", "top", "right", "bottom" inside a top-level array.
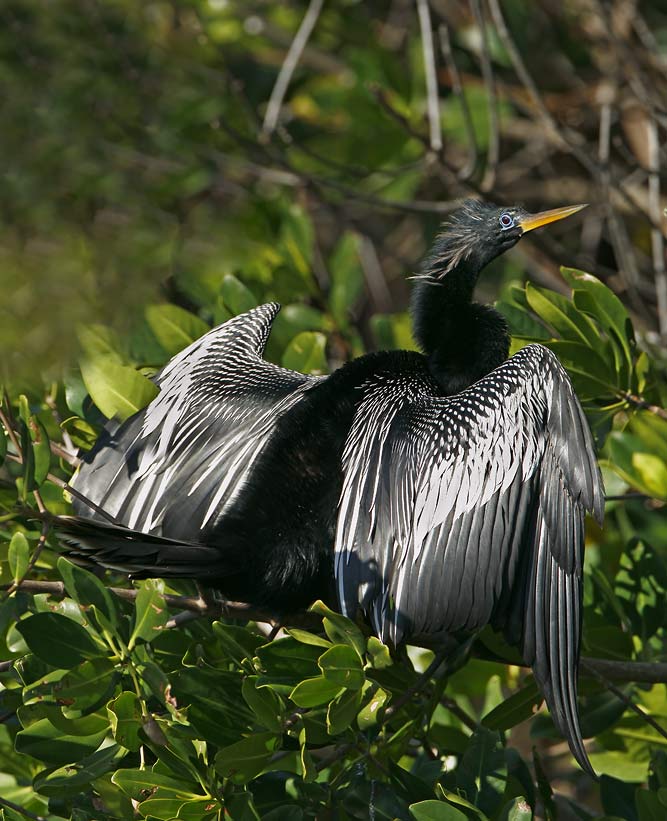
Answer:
[{"left": 54, "top": 515, "right": 235, "bottom": 580}]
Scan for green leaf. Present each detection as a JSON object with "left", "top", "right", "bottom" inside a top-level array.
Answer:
[
  {"left": 409, "top": 801, "right": 468, "bottom": 820},
  {"left": 545, "top": 340, "right": 617, "bottom": 390},
  {"left": 371, "top": 312, "right": 417, "bottom": 351},
  {"left": 8, "top": 531, "right": 29, "bottom": 585},
  {"left": 145, "top": 304, "right": 209, "bottom": 357},
  {"left": 214, "top": 732, "right": 280, "bottom": 784},
  {"left": 282, "top": 331, "right": 328, "bottom": 375},
  {"left": 113, "top": 769, "right": 204, "bottom": 801},
  {"left": 501, "top": 797, "right": 532, "bottom": 821},
  {"left": 329, "top": 231, "right": 365, "bottom": 326},
  {"left": 129, "top": 579, "right": 168, "bottom": 649},
  {"left": 327, "top": 687, "right": 362, "bottom": 735},
  {"left": 23, "top": 414, "right": 51, "bottom": 487},
  {"left": 77, "top": 324, "right": 125, "bottom": 363},
  {"left": 588, "top": 750, "right": 648, "bottom": 782},
  {"left": 357, "top": 685, "right": 389, "bottom": 730},
  {"left": 628, "top": 412, "right": 667, "bottom": 465},
  {"left": 255, "top": 637, "right": 322, "bottom": 693},
  {"left": 15, "top": 717, "right": 107, "bottom": 765},
  {"left": 212, "top": 621, "right": 263, "bottom": 665},
  {"left": 280, "top": 205, "right": 314, "bottom": 282},
  {"left": 367, "top": 636, "right": 393, "bottom": 669},
  {"left": 58, "top": 557, "right": 120, "bottom": 630},
  {"left": 318, "top": 644, "right": 365, "bottom": 690},
  {"left": 561, "top": 267, "right": 634, "bottom": 381},
  {"left": 298, "top": 726, "right": 317, "bottom": 782},
  {"left": 220, "top": 274, "right": 257, "bottom": 316},
  {"left": 482, "top": 679, "right": 541, "bottom": 731},
  {"left": 525, "top": 282, "right": 601, "bottom": 348},
  {"left": 289, "top": 676, "right": 342, "bottom": 708},
  {"left": 309, "top": 600, "right": 366, "bottom": 656},
  {"left": 32, "top": 743, "right": 125, "bottom": 796},
  {"left": 80, "top": 357, "right": 159, "bottom": 421},
  {"left": 242, "top": 676, "right": 284, "bottom": 732},
  {"left": 605, "top": 432, "right": 667, "bottom": 500},
  {"left": 495, "top": 300, "right": 550, "bottom": 341},
  {"left": 138, "top": 798, "right": 220, "bottom": 821},
  {"left": 108, "top": 691, "right": 144, "bottom": 751},
  {"left": 53, "top": 657, "right": 118, "bottom": 712},
  {"left": 286, "top": 628, "right": 333, "bottom": 649},
  {"left": 16, "top": 612, "right": 102, "bottom": 668}
]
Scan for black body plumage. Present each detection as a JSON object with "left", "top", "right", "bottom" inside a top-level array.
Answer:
[{"left": 60, "top": 199, "right": 603, "bottom": 774}]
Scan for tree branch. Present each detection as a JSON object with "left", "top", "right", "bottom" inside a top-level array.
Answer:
[
  {"left": 262, "top": 0, "right": 325, "bottom": 136},
  {"left": 5, "top": 578, "right": 667, "bottom": 684}
]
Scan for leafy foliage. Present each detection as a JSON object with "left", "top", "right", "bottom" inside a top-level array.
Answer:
[{"left": 2, "top": 259, "right": 667, "bottom": 819}]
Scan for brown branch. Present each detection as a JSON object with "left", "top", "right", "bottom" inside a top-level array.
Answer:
[
  {"left": 0, "top": 797, "right": 47, "bottom": 821},
  {"left": 621, "top": 392, "right": 667, "bottom": 421},
  {"left": 581, "top": 659, "right": 667, "bottom": 744},
  {"left": 6, "top": 578, "right": 667, "bottom": 685}
]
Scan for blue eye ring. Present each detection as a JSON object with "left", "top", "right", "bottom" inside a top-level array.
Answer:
[{"left": 499, "top": 213, "right": 514, "bottom": 230}]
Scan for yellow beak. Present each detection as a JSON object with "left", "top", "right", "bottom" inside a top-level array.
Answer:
[{"left": 520, "top": 203, "right": 588, "bottom": 233}]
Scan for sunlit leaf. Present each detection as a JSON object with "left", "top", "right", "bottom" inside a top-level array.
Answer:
[
  {"left": 80, "top": 357, "right": 159, "bottom": 421},
  {"left": 282, "top": 331, "right": 328, "bottom": 374}
]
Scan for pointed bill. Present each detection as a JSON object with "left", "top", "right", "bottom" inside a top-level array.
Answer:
[{"left": 520, "top": 204, "right": 588, "bottom": 234}]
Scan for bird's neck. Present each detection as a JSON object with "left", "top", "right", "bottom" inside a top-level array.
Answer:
[{"left": 410, "top": 264, "right": 510, "bottom": 395}]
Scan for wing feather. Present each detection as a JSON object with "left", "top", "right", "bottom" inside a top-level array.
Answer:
[
  {"left": 72, "top": 304, "right": 318, "bottom": 539},
  {"left": 335, "top": 343, "right": 602, "bottom": 774}
]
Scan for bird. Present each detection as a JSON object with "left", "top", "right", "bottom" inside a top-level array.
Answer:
[{"left": 57, "top": 199, "right": 603, "bottom": 774}]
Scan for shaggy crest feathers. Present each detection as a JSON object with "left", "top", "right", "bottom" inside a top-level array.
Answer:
[{"left": 414, "top": 200, "right": 494, "bottom": 282}]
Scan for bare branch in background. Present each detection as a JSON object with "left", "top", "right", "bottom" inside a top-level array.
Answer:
[
  {"left": 438, "top": 23, "right": 477, "bottom": 179},
  {"left": 416, "top": 0, "right": 442, "bottom": 152},
  {"left": 470, "top": 0, "right": 499, "bottom": 191},
  {"left": 262, "top": 0, "right": 325, "bottom": 137},
  {"left": 487, "top": 0, "right": 561, "bottom": 144},
  {"left": 360, "top": 235, "right": 393, "bottom": 313},
  {"left": 647, "top": 117, "right": 667, "bottom": 336}
]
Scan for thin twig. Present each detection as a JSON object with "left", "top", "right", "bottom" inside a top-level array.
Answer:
[
  {"left": 5, "top": 583, "right": 667, "bottom": 683},
  {"left": 581, "top": 660, "right": 667, "bottom": 745},
  {"left": 359, "top": 235, "right": 393, "bottom": 313},
  {"left": 486, "top": 0, "right": 561, "bottom": 143},
  {"left": 0, "top": 796, "right": 47, "bottom": 821},
  {"left": 1, "top": 518, "right": 50, "bottom": 601},
  {"left": 0, "top": 399, "right": 47, "bottom": 514},
  {"left": 415, "top": 0, "right": 442, "bottom": 152},
  {"left": 2, "top": 452, "right": 119, "bottom": 524},
  {"left": 647, "top": 116, "right": 667, "bottom": 336},
  {"left": 470, "top": 0, "right": 499, "bottom": 190},
  {"left": 621, "top": 392, "right": 667, "bottom": 421},
  {"left": 438, "top": 23, "right": 477, "bottom": 179},
  {"left": 262, "top": 0, "right": 325, "bottom": 136}
]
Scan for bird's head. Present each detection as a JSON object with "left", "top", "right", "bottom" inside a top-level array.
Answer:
[{"left": 419, "top": 199, "right": 587, "bottom": 282}]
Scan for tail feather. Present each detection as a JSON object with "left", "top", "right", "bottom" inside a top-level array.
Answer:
[{"left": 55, "top": 515, "right": 234, "bottom": 579}]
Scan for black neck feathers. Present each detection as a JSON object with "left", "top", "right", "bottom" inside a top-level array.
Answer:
[{"left": 411, "top": 234, "right": 510, "bottom": 395}]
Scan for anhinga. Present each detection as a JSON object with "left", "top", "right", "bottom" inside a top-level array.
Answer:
[{"left": 58, "top": 200, "right": 603, "bottom": 774}]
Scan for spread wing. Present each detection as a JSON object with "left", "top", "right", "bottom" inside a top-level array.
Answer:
[
  {"left": 71, "top": 303, "right": 318, "bottom": 539},
  {"left": 335, "top": 343, "right": 604, "bottom": 773}
]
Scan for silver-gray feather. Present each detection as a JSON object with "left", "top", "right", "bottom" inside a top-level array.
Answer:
[
  {"left": 71, "top": 304, "right": 319, "bottom": 538},
  {"left": 335, "top": 343, "right": 603, "bottom": 773}
]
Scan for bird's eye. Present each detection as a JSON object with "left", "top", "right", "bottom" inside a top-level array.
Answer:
[{"left": 499, "top": 213, "right": 514, "bottom": 230}]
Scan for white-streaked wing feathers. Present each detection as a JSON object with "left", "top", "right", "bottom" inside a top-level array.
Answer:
[
  {"left": 334, "top": 343, "right": 603, "bottom": 772},
  {"left": 71, "top": 304, "right": 318, "bottom": 537}
]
